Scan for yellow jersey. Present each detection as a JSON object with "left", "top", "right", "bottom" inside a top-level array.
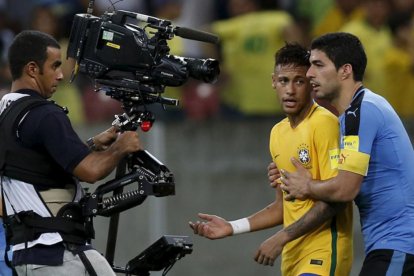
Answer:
[
  {"left": 269, "top": 103, "right": 353, "bottom": 276},
  {"left": 211, "top": 11, "right": 293, "bottom": 115},
  {"left": 383, "top": 46, "right": 414, "bottom": 118}
]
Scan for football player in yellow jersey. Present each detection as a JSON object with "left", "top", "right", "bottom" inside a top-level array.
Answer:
[{"left": 189, "top": 43, "right": 353, "bottom": 276}]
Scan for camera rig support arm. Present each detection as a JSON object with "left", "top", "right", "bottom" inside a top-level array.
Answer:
[{"left": 80, "top": 150, "right": 175, "bottom": 217}]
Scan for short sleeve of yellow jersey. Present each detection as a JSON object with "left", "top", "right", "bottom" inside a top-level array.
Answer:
[{"left": 312, "top": 110, "right": 340, "bottom": 180}]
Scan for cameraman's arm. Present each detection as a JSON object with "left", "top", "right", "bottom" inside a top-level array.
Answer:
[{"left": 73, "top": 131, "right": 141, "bottom": 183}]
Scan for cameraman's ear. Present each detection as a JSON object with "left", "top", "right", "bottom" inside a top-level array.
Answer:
[{"left": 26, "top": 62, "right": 39, "bottom": 78}]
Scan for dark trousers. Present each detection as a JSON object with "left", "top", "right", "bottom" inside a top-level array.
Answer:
[{"left": 359, "top": 249, "right": 414, "bottom": 276}]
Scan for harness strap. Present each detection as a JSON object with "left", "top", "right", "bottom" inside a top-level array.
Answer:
[
  {"left": 1, "top": 174, "right": 17, "bottom": 275},
  {"left": 8, "top": 211, "right": 92, "bottom": 246},
  {"left": 77, "top": 250, "right": 98, "bottom": 276}
]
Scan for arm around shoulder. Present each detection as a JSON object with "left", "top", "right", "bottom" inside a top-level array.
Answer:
[{"left": 309, "top": 170, "right": 364, "bottom": 202}]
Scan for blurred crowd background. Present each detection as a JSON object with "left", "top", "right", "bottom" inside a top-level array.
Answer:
[
  {"left": 1, "top": 0, "right": 414, "bottom": 131},
  {"left": 1, "top": 1, "right": 413, "bottom": 275}
]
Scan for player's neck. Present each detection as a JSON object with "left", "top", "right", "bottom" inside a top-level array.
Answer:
[
  {"left": 334, "top": 81, "right": 363, "bottom": 115},
  {"left": 288, "top": 101, "right": 313, "bottom": 128}
]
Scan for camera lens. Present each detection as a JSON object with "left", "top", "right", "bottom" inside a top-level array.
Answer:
[{"left": 186, "top": 58, "right": 220, "bottom": 83}]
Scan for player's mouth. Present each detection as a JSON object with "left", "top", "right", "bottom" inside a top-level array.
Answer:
[
  {"left": 310, "top": 81, "right": 320, "bottom": 92},
  {"left": 283, "top": 98, "right": 297, "bottom": 108}
]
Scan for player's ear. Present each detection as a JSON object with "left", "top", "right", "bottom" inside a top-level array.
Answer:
[
  {"left": 340, "top": 64, "right": 352, "bottom": 80},
  {"left": 271, "top": 73, "right": 277, "bottom": 89}
]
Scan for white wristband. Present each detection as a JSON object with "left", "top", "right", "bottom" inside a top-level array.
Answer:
[{"left": 229, "top": 218, "right": 251, "bottom": 235}]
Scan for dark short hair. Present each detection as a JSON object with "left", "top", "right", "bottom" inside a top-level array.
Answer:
[
  {"left": 310, "top": 32, "right": 367, "bottom": 81},
  {"left": 8, "top": 30, "right": 60, "bottom": 80},
  {"left": 274, "top": 42, "right": 310, "bottom": 69}
]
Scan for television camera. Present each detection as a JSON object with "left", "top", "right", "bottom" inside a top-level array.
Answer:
[
  {"left": 66, "top": 1, "right": 220, "bottom": 275},
  {"left": 67, "top": 5, "right": 220, "bottom": 128}
]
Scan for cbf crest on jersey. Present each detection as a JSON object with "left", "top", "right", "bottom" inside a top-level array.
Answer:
[{"left": 297, "top": 143, "right": 311, "bottom": 168}]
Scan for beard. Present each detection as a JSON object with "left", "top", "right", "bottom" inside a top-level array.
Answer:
[{"left": 315, "top": 85, "right": 340, "bottom": 103}]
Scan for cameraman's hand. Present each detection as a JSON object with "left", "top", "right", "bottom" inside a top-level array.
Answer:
[
  {"left": 189, "top": 213, "right": 233, "bottom": 240},
  {"left": 74, "top": 131, "right": 142, "bottom": 183},
  {"left": 112, "top": 131, "right": 142, "bottom": 154},
  {"left": 92, "top": 126, "right": 118, "bottom": 151}
]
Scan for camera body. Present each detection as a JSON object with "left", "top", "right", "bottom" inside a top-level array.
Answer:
[{"left": 67, "top": 11, "right": 219, "bottom": 96}]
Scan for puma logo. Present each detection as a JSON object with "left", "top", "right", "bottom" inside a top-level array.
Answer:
[
  {"left": 338, "top": 153, "right": 349, "bottom": 164},
  {"left": 347, "top": 107, "right": 358, "bottom": 117}
]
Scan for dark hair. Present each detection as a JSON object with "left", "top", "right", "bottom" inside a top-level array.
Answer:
[
  {"left": 388, "top": 12, "right": 412, "bottom": 35},
  {"left": 310, "top": 32, "right": 367, "bottom": 81},
  {"left": 8, "top": 30, "right": 60, "bottom": 80},
  {"left": 274, "top": 42, "right": 310, "bottom": 69}
]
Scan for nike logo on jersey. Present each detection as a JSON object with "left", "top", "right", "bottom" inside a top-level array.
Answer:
[{"left": 310, "top": 259, "right": 323, "bottom": 266}]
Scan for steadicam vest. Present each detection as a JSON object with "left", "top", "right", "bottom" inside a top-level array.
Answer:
[
  {"left": 0, "top": 96, "right": 75, "bottom": 189},
  {"left": 0, "top": 95, "right": 94, "bottom": 247}
]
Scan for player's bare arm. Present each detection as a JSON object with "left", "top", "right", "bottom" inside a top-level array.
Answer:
[
  {"left": 280, "top": 158, "right": 364, "bottom": 202},
  {"left": 254, "top": 200, "right": 345, "bottom": 266},
  {"left": 189, "top": 186, "right": 284, "bottom": 239}
]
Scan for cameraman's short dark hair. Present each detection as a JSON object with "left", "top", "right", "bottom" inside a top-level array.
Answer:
[
  {"left": 310, "top": 32, "right": 367, "bottom": 81},
  {"left": 8, "top": 30, "right": 60, "bottom": 80},
  {"left": 274, "top": 42, "right": 310, "bottom": 69}
]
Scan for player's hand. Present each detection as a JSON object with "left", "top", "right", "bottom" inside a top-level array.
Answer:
[
  {"left": 267, "top": 162, "right": 281, "bottom": 188},
  {"left": 254, "top": 231, "right": 287, "bottom": 266},
  {"left": 280, "top": 158, "right": 312, "bottom": 201},
  {"left": 189, "top": 213, "right": 233, "bottom": 239}
]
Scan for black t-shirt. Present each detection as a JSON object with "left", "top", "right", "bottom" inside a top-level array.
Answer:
[{"left": 17, "top": 89, "right": 90, "bottom": 173}]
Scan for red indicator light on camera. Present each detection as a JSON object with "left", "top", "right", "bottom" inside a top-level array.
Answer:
[{"left": 140, "top": 121, "right": 152, "bottom": 132}]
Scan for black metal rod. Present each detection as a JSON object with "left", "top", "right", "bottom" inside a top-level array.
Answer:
[{"left": 105, "top": 158, "right": 128, "bottom": 265}]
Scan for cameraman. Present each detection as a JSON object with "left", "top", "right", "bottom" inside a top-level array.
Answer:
[{"left": 0, "top": 30, "right": 141, "bottom": 275}]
